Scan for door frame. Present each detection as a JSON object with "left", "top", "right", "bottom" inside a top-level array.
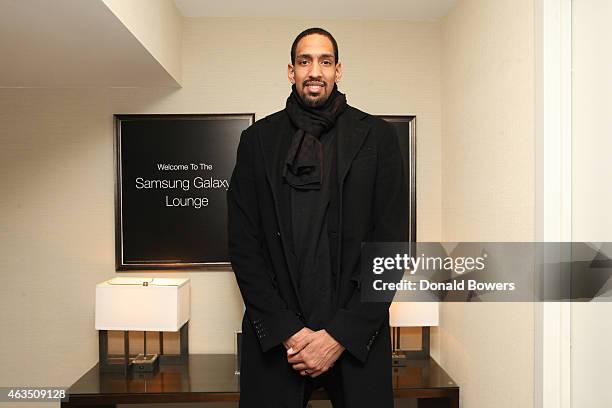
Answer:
[{"left": 534, "top": 1, "right": 572, "bottom": 407}]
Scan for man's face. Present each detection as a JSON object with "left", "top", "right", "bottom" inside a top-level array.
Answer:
[{"left": 288, "top": 34, "right": 343, "bottom": 107}]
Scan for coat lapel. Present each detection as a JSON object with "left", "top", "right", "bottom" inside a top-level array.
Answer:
[
  {"left": 334, "top": 107, "right": 370, "bottom": 301},
  {"left": 336, "top": 107, "right": 370, "bottom": 188},
  {"left": 258, "top": 114, "right": 304, "bottom": 310}
]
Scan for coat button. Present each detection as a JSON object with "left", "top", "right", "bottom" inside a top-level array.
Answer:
[{"left": 276, "top": 231, "right": 281, "bottom": 237}]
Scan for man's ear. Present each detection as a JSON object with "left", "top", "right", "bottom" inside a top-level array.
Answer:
[
  {"left": 335, "top": 62, "right": 343, "bottom": 83},
  {"left": 288, "top": 63, "right": 295, "bottom": 84}
]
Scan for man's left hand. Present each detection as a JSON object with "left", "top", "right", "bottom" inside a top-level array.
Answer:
[{"left": 287, "top": 329, "right": 345, "bottom": 378}]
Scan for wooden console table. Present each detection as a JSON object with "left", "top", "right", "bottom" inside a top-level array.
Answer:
[{"left": 62, "top": 354, "right": 459, "bottom": 407}]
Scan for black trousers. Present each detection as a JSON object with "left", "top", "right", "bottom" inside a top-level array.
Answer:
[{"left": 302, "top": 364, "right": 345, "bottom": 408}]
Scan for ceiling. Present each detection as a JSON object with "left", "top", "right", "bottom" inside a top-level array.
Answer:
[
  {"left": 0, "top": 0, "right": 179, "bottom": 87},
  {"left": 174, "top": 0, "right": 457, "bottom": 21}
]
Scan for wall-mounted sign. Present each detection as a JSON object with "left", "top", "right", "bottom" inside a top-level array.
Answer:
[{"left": 114, "top": 114, "right": 254, "bottom": 270}]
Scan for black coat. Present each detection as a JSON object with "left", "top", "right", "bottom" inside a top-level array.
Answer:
[{"left": 228, "top": 105, "right": 408, "bottom": 408}]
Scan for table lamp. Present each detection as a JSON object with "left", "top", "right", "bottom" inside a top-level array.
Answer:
[
  {"left": 95, "top": 277, "right": 191, "bottom": 373},
  {"left": 389, "top": 302, "right": 439, "bottom": 366}
]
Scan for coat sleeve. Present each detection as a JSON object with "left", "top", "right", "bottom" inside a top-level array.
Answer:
[
  {"left": 325, "top": 120, "right": 408, "bottom": 363},
  {"left": 227, "top": 128, "right": 305, "bottom": 353}
]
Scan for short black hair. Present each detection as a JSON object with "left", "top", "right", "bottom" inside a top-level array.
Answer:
[{"left": 290, "top": 27, "right": 339, "bottom": 65}]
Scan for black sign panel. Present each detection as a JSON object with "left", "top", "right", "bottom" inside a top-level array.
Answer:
[{"left": 115, "top": 114, "right": 253, "bottom": 270}]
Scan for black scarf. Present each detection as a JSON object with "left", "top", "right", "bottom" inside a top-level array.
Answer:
[{"left": 283, "top": 83, "right": 347, "bottom": 190}]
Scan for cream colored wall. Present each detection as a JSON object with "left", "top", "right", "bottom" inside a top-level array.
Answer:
[
  {"left": 102, "top": 0, "right": 183, "bottom": 84},
  {"left": 439, "top": 0, "right": 535, "bottom": 407},
  {"left": 570, "top": 0, "right": 612, "bottom": 407},
  {"left": 0, "top": 17, "right": 442, "bottom": 404}
]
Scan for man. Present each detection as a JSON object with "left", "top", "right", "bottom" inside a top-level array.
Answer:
[{"left": 228, "top": 27, "right": 408, "bottom": 408}]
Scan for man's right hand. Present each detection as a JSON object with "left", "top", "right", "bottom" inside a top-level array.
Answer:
[{"left": 283, "top": 327, "right": 313, "bottom": 352}]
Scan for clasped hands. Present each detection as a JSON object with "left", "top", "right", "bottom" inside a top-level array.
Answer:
[{"left": 283, "top": 327, "right": 345, "bottom": 378}]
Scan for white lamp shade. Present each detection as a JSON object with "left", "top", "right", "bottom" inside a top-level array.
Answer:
[
  {"left": 389, "top": 302, "right": 439, "bottom": 327},
  {"left": 95, "top": 277, "right": 190, "bottom": 331}
]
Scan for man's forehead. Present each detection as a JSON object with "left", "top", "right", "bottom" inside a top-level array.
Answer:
[{"left": 295, "top": 34, "right": 335, "bottom": 54}]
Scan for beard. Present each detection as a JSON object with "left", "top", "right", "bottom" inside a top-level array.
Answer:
[{"left": 298, "top": 81, "right": 329, "bottom": 107}]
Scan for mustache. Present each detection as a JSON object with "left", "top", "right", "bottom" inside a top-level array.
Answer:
[{"left": 303, "top": 80, "right": 326, "bottom": 87}]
